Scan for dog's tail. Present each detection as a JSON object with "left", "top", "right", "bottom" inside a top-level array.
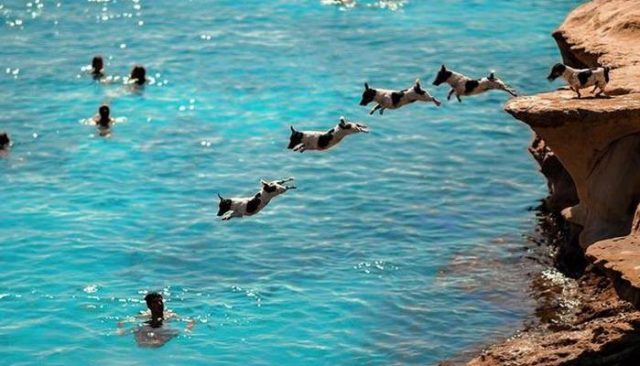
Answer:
[{"left": 603, "top": 66, "right": 610, "bottom": 83}]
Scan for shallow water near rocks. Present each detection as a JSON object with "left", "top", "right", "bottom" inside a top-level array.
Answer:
[{"left": 0, "top": 0, "right": 581, "bottom": 365}]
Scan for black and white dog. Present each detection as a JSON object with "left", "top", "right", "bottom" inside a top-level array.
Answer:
[
  {"left": 288, "top": 117, "right": 368, "bottom": 152},
  {"left": 431, "top": 65, "right": 518, "bottom": 102},
  {"left": 217, "top": 178, "right": 295, "bottom": 220},
  {"left": 359, "top": 79, "right": 441, "bottom": 115},
  {"left": 547, "top": 63, "right": 610, "bottom": 98}
]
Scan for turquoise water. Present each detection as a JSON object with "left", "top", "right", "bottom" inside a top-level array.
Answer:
[{"left": 0, "top": 0, "right": 580, "bottom": 365}]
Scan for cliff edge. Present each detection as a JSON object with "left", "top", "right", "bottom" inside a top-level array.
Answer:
[
  {"left": 467, "top": 1, "right": 640, "bottom": 364},
  {"left": 506, "top": 0, "right": 640, "bottom": 248}
]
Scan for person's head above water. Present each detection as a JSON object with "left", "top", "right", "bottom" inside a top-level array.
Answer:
[
  {"left": 144, "top": 292, "right": 164, "bottom": 322},
  {"left": 130, "top": 65, "right": 146, "bottom": 85},
  {"left": 91, "top": 56, "right": 104, "bottom": 76},
  {"left": 0, "top": 132, "right": 10, "bottom": 149},
  {"left": 97, "top": 105, "right": 111, "bottom": 128}
]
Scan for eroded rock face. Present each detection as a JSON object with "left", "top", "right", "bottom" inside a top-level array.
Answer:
[
  {"left": 465, "top": 1, "right": 640, "bottom": 364},
  {"left": 587, "top": 236, "right": 640, "bottom": 309},
  {"left": 505, "top": 0, "right": 640, "bottom": 248},
  {"left": 467, "top": 271, "right": 640, "bottom": 366},
  {"left": 529, "top": 136, "right": 578, "bottom": 213}
]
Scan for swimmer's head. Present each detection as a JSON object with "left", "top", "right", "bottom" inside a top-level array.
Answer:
[
  {"left": 144, "top": 292, "right": 164, "bottom": 318},
  {"left": 130, "top": 65, "right": 146, "bottom": 85},
  {"left": 98, "top": 105, "right": 110, "bottom": 119},
  {"left": 92, "top": 56, "right": 104, "bottom": 74},
  {"left": 0, "top": 132, "right": 10, "bottom": 149}
]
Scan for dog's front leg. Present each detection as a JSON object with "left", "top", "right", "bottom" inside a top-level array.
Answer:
[
  {"left": 379, "top": 107, "right": 385, "bottom": 115},
  {"left": 369, "top": 104, "right": 382, "bottom": 115},
  {"left": 447, "top": 89, "right": 455, "bottom": 101},
  {"left": 456, "top": 94, "right": 462, "bottom": 103},
  {"left": 590, "top": 85, "right": 599, "bottom": 93}
]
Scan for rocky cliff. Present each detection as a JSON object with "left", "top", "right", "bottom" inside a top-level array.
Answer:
[{"left": 467, "top": 1, "right": 640, "bottom": 364}]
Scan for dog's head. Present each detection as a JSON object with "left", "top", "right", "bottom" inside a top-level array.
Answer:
[
  {"left": 547, "top": 63, "right": 566, "bottom": 81},
  {"left": 359, "top": 82, "right": 377, "bottom": 106},
  {"left": 432, "top": 65, "right": 452, "bottom": 86},
  {"left": 413, "top": 79, "right": 427, "bottom": 95},
  {"left": 217, "top": 193, "right": 233, "bottom": 216},
  {"left": 288, "top": 126, "right": 304, "bottom": 149},
  {"left": 337, "top": 116, "right": 368, "bottom": 133},
  {"left": 261, "top": 179, "right": 295, "bottom": 196}
]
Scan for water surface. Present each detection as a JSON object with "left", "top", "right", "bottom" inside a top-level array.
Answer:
[{"left": 0, "top": 0, "right": 580, "bottom": 365}]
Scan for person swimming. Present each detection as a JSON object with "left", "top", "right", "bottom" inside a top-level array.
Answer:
[
  {"left": 91, "top": 56, "right": 104, "bottom": 79},
  {"left": 93, "top": 105, "right": 114, "bottom": 130},
  {"left": 0, "top": 132, "right": 10, "bottom": 150},
  {"left": 129, "top": 65, "right": 146, "bottom": 86},
  {"left": 144, "top": 292, "right": 165, "bottom": 328},
  {"left": 117, "top": 292, "right": 195, "bottom": 348}
]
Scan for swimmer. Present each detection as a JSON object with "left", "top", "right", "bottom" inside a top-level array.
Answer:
[
  {"left": 117, "top": 292, "right": 195, "bottom": 348},
  {"left": 129, "top": 65, "right": 147, "bottom": 86},
  {"left": 93, "top": 105, "right": 115, "bottom": 130},
  {"left": 0, "top": 132, "right": 10, "bottom": 150},
  {"left": 143, "top": 292, "right": 167, "bottom": 328},
  {"left": 91, "top": 56, "right": 104, "bottom": 79}
]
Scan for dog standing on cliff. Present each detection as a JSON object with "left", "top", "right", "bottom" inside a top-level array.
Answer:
[
  {"left": 431, "top": 65, "right": 518, "bottom": 102},
  {"left": 359, "top": 79, "right": 441, "bottom": 115},
  {"left": 217, "top": 178, "right": 295, "bottom": 220},
  {"left": 547, "top": 63, "right": 610, "bottom": 98},
  {"left": 288, "top": 117, "right": 368, "bottom": 152}
]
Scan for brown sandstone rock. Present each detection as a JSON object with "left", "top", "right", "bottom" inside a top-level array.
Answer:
[
  {"left": 505, "top": 0, "right": 640, "bottom": 247},
  {"left": 467, "top": 272, "right": 640, "bottom": 366},
  {"left": 466, "top": 1, "right": 640, "bottom": 364}
]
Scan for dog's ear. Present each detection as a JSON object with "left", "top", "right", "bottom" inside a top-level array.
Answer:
[
  {"left": 415, "top": 79, "right": 421, "bottom": 88},
  {"left": 441, "top": 64, "right": 446, "bottom": 71},
  {"left": 364, "top": 82, "right": 370, "bottom": 90},
  {"left": 339, "top": 116, "right": 347, "bottom": 127},
  {"left": 260, "top": 179, "right": 268, "bottom": 187},
  {"left": 488, "top": 71, "right": 495, "bottom": 80},
  {"left": 217, "top": 193, "right": 224, "bottom": 201},
  {"left": 290, "top": 125, "right": 296, "bottom": 133}
]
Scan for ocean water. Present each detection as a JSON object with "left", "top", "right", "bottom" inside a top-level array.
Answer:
[{"left": 0, "top": 0, "right": 581, "bottom": 365}]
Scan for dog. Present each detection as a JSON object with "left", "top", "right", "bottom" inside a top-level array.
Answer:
[
  {"left": 288, "top": 117, "right": 368, "bottom": 152},
  {"left": 359, "top": 79, "right": 441, "bottom": 115},
  {"left": 547, "top": 63, "right": 610, "bottom": 98},
  {"left": 431, "top": 65, "right": 518, "bottom": 102},
  {"left": 217, "top": 178, "right": 295, "bottom": 220}
]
